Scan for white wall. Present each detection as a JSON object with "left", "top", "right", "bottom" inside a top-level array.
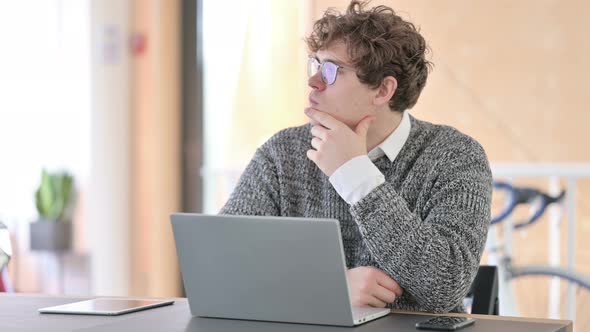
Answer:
[{"left": 87, "top": 0, "right": 130, "bottom": 296}]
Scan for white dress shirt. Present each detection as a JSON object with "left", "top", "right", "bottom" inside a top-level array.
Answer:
[{"left": 329, "top": 111, "right": 411, "bottom": 205}]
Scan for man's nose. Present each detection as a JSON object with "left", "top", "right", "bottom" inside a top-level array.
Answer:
[{"left": 308, "top": 72, "right": 326, "bottom": 92}]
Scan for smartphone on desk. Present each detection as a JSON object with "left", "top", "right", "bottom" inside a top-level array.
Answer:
[{"left": 415, "top": 316, "right": 475, "bottom": 331}]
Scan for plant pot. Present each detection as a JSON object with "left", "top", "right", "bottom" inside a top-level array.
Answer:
[{"left": 29, "top": 220, "right": 71, "bottom": 251}]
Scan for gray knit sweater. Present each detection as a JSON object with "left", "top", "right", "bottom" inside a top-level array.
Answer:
[{"left": 220, "top": 115, "right": 492, "bottom": 313}]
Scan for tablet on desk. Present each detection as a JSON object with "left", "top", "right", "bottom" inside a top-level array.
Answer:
[{"left": 38, "top": 298, "right": 174, "bottom": 316}]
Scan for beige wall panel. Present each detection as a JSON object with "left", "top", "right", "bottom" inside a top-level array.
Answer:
[
  {"left": 130, "top": 0, "right": 181, "bottom": 297},
  {"left": 312, "top": 0, "right": 590, "bottom": 161}
]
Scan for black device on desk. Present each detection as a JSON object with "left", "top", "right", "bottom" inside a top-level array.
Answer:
[{"left": 416, "top": 316, "right": 475, "bottom": 331}]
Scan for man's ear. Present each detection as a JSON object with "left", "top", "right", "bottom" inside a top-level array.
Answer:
[{"left": 373, "top": 76, "right": 397, "bottom": 107}]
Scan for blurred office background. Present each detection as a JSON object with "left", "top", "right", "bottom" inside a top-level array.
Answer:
[{"left": 0, "top": 0, "right": 589, "bottom": 330}]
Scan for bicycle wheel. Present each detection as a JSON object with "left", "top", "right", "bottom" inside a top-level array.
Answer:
[{"left": 506, "top": 265, "right": 590, "bottom": 331}]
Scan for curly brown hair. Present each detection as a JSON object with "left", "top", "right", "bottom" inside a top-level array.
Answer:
[{"left": 306, "top": 0, "right": 433, "bottom": 112}]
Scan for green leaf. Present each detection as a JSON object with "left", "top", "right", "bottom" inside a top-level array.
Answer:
[{"left": 34, "top": 169, "right": 75, "bottom": 222}]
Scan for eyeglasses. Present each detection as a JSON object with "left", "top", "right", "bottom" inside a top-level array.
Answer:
[{"left": 307, "top": 57, "right": 353, "bottom": 86}]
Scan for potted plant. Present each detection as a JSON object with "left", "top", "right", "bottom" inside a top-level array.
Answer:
[
  {"left": 29, "top": 170, "right": 76, "bottom": 251},
  {"left": 0, "top": 222, "right": 11, "bottom": 270}
]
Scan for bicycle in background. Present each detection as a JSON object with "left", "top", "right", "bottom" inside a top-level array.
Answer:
[{"left": 487, "top": 181, "right": 590, "bottom": 323}]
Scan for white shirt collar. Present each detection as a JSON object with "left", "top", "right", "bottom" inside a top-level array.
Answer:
[{"left": 367, "top": 110, "right": 411, "bottom": 162}]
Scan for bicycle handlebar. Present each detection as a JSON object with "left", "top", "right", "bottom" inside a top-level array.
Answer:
[{"left": 491, "top": 181, "right": 565, "bottom": 230}]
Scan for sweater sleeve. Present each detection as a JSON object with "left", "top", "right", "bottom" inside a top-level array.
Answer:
[
  {"left": 349, "top": 143, "right": 493, "bottom": 313},
  {"left": 219, "top": 146, "right": 281, "bottom": 216}
]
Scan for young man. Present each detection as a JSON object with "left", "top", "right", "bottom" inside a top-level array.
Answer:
[{"left": 221, "top": 1, "right": 492, "bottom": 313}]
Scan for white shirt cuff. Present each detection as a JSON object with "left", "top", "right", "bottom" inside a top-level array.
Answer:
[{"left": 329, "top": 155, "right": 385, "bottom": 205}]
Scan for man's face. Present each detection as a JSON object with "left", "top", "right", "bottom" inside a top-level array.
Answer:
[{"left": 307, "top": 42, "right": 378, "bottom": 128}]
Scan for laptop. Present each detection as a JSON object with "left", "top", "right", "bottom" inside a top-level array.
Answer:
[{"left": 170, "top": 213, "right": 390, "bottom": 326}]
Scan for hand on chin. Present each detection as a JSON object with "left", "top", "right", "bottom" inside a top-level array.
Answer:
[{"left": 306, "top": 106, "right": 321, "bottom": 126}]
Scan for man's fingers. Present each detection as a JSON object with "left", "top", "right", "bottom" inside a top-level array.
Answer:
[
  {"left": 353, "top": 294, "right": 386, "bottom": 308},
  {"left": 373, "top": 284, "right": 397, "bottom": 304},
  {"left": 310, "top": 137, "right": 322, "bottom": 150},
  {"left": 366, "top": 295, "right": 387, "bottom": 308},
  {"left": 306, "top": 149, "right": 317, "bottom": 162},
  {"left": 305, "top": 108, "right": 341, "bottom": 129},
  {"left": 376, "top": 272, "right": 403, "bottom": 297},
  {"left": 310, "top": 125, "right": 329, "bottom": 140}
]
